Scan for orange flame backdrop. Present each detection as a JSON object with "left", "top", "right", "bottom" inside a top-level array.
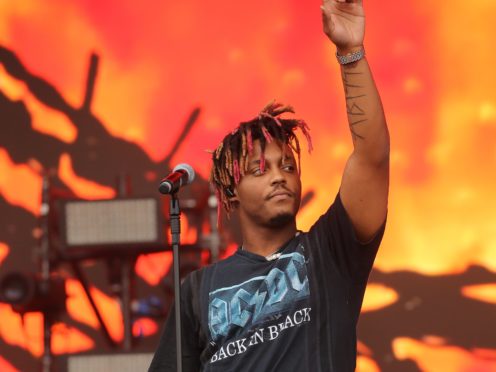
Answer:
[{"left": 1, "top": 0, "right": 496, "bottom": 371}]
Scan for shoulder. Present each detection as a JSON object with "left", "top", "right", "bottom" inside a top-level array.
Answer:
[
  {"left": 308, "top": 192, "right": 386, "bottom": 242},
  {"left": 184, "top": 250, "right": 241, "bottom": 285}
]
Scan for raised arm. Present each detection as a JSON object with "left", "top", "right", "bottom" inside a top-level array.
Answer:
[{"left": 321, "top": 0, "right": 390, "bottom": 242}]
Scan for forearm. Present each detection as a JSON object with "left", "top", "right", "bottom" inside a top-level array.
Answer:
[{"left": 338, "top": 48, "right": 390, "bottom": 165}]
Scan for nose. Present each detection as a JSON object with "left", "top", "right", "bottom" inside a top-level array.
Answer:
[{"left": 269, "top": 167, "right": 286, "bottom": 186}]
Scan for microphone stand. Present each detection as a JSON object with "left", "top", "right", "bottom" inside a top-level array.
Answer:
[
  {"left": 169, "top": 193, "right": 183, "bottom": 372},
  {"left": 159, "top": 164, "right": 195, "bottom": 372},
  {"left": 40, "top": 174, "right": 53, "bottom": 372}
]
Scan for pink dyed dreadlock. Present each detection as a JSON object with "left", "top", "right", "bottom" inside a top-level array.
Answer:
[{"left": 209, "top": 101, "right": 312, "bottom": 222}]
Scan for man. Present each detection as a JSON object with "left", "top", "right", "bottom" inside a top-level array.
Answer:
[{"left": 149, "top": 0, "right": 389, "bottom": 370}]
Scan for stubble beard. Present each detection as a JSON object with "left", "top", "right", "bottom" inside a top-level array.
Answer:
[{"left": 266, "top": 211, "right": 295, "bottom": 228}]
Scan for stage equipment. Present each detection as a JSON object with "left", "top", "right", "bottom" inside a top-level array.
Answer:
[
  {"left": 3, "top": 163, "right": 214, "bottom": 370},
  {"left": 52, "top": 171, "right": 212, "bottom": 353},
  {"left": 0, "top": 272, "right": 66, "bottom": 314},
  {"left": 55, "top": 175, "right": 167, "bottom": 351},
  {"left": 158, "top": 163, "right": 196, "bottom": 372},
  {"left": 158, "top": 163, "right": 195, "bottom": 194},
  {"left": 67, "top": 352, "right": 154, "bottom": 372},
  {"left": 57, "top": 196, "right": 165, "bottom": 259},
  {"left": 0, "top": 174, "right": 71, "bottom": 372},
  {"left": 131, "top": 295, "right": 167, "bottom": 318},
  {"left": 203, "top": 187, "right": 221, "bottom": 262},
  {"left": 0, "top": 270, "right": 67, "bottom": 372}
]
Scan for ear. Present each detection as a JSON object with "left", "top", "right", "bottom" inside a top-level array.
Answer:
[
  {"left": 225, "top": 187, "right": 240, "bottom": 203},
  {"left": 225, "top": 187, "right": 236, "bottom": 198}
]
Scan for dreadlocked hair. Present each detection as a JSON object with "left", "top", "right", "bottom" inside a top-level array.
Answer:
[{"left": 209, "top": 101, "right": 313, "bottom": 221}]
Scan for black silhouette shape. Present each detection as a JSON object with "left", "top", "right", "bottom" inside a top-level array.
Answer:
[
  {"left": 358, "top": 265, "right": 496, "bottom": 371},
  {"left": 0, "top": 45, "right": 204, "bottom": 195}
]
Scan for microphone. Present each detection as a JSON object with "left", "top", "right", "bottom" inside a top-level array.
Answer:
[{"left": 158, "top": 163, "right": 196, "bottom": 194}]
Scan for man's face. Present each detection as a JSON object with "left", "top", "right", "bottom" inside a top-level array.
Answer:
[{"left": 232, "top": 139, "right": 302, "bottom": 228}]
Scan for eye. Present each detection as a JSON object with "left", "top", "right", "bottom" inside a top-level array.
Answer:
[
  {"left": 282, "top": 164, "right": 295, "bottom": 172},
  {"left": 251, "top": 168, "right": 263, "bottom": 176}
]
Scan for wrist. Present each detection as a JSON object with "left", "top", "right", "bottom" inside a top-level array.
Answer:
[
  {"left": 336, "top": 45, "right": 364, "bottom": 56},
  {"left": 336, "top": 46, "right": 365, "bottom": 65}
]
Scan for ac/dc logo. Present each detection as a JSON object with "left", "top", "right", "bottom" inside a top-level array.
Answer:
[{"left": 208, "top": 247, "right": 310, "bottom": 342}]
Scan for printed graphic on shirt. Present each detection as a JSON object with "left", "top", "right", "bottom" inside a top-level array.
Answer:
[
  {"left": 209, "top": 307, "right": 312, "bottom": 364},
  {"left": 208, "top": 245, "right": 310, "bottom": 342}
]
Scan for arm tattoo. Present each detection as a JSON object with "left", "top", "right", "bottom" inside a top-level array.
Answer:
[
  {"left": 350, "top": 130, "right": 365, "bottom": 141},
  {"left": 345, "top": 94, "right": 366, "bottom": 100},
  {"left": 350, "top": 119, "right": 367, "bottom": 126},
  {"left": 347, "top": 102, "right": 365, "bottom": 116},
  {"left": 342, "top": 67, "right": 366, "bottom": 141}
]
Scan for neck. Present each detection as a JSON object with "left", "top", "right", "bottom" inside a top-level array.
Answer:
[{"left": 240, "top": 217, "right": 297, "bottom": 257}]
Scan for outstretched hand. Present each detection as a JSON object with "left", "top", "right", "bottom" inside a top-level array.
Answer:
[{"left": 321, "top": 0, "right": 365, "bottom": 54}]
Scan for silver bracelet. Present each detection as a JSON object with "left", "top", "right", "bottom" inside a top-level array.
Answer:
[{"left": 336, "top": 47, "right": 365, "bottom": 65}]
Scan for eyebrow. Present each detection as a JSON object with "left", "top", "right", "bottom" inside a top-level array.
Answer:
[{"left": 248, "top": 156, "right": 295, "bottom": 166}]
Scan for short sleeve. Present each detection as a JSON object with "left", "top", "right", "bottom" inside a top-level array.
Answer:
[
  {"left": 308, "top": 192, "right": 386, "bottom": 284},
  {"left": 148, "top": 272, "right": 203, "bottom": 372}
]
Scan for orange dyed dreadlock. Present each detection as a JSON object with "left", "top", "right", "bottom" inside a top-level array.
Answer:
[{"left": 210, "top": 101, "right": 313, "bottom": 220}]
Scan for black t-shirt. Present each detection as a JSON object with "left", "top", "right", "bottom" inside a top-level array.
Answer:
[{"left": 149, "top": 192, "right": 386, "bottom": 372}]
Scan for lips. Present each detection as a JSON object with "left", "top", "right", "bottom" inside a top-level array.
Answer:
[{"left": 267, "top": 189, "right": 293, "bottom": 200}]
